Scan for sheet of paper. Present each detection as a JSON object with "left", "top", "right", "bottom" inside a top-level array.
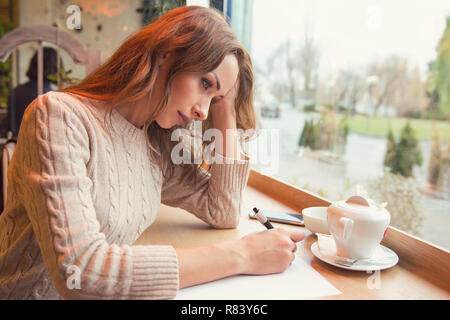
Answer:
[{"left": 175, "top": 248, "right": 342, "bottom": 300}]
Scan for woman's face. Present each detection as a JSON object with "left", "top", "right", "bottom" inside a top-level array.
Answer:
[{"left": 155, "top": 54, "right": 239, "bottom": 128}]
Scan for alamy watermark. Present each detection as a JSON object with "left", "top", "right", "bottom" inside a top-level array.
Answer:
[
  {"left": 66, "top": 264, "right": 81, "bottom": 290},
  {"left": 366, "top": 270, "right": 381, "bottom": 290},
  {"left": 66, "top": 4, "right": 81, "bottom": 30},
  {"left": 170, "top": 121, "right": 280, "bottom": 175}
]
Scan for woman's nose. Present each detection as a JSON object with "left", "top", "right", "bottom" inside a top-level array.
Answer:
[{"left": 191, "top": 103, "right": 209, "bottom": 121}]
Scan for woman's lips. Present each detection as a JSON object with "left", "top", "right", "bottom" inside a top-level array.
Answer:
[{"left": 177, "top": 111, "right": 190, "bottom": 124}]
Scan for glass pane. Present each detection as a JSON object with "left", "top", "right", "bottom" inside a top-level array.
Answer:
[{"left": 245, "top": 0, "right": 450, "bottom": 250}]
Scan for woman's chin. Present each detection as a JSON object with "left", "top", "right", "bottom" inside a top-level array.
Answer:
[{"left": 155, "top": 118, "right": 173, "bottom": 129}]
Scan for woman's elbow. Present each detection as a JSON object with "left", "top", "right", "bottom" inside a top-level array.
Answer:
[{"left": 208, "top": 211, "right": 241, "bottom": 229}]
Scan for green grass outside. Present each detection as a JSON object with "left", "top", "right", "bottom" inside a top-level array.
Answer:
[{"left": 342, "top": 115, "right": 450, "bottom": 141}]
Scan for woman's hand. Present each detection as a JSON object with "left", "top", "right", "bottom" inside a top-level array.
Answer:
[
  {"left": 175, "top": 228, "right": 305, "bottom": 289},
  {"left": 236, "top": 228, "right": 306, "bottom": 275},
  {"left": 209, "top": 81, "right": 243, "bottom": 160},
  {"left": 210, "top": 80, "right": 239, "bottom": 130}
]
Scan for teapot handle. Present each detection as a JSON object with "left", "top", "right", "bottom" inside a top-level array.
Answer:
[{"left": 338, "top": 217, "right": 354, "bottom": 241}]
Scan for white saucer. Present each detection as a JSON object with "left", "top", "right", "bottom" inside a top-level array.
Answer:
[{"left": 311, "top": 241, "right": 399, "bottom": 271}]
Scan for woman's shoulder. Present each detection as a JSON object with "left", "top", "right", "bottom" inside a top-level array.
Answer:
[
  {"left": 33, "top": 91, "right": 93, "bottom": 112},
  {"left": 19, "top": 91, "right": 106, "bottom": 140},
  {"left": 25, "top": 91, "right": 103, "bottom": 124}
]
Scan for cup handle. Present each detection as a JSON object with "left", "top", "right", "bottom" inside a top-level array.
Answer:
[{"left": 338, "top": 217, "right": 354, "bottom": 241}]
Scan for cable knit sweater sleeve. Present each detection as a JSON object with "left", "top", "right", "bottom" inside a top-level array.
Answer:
[
  {"left": 161, "top": 149, "right": 251, "bottom": 229},
  {"left": 14, "top": 93, "right": 178, "bottom": 300}
]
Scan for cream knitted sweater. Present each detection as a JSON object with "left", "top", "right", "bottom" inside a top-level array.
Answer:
[{"left": 0, "top": 91, "right": 250, "bottom": 300}]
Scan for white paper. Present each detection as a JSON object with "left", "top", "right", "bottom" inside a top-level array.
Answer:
[{"left": 175, "top": 248, "right": 342, "bottom": 300}]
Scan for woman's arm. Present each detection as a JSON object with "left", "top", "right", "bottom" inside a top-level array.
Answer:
[
  {"left": 172, "top": 81, "right": 308, "bottom": 289},
  {"left": 16, "top": 93, "right": 178, "bottom": 299},
  {"left": 160, "top": 80, "right": 250, "bottom": 228},
  {"left": 175, "top": 228, "right": 305, "bottom": 289}
]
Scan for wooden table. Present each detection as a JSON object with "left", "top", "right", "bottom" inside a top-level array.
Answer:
[{"left": 134, "top": 184, "right": 450, "bottom": 300}]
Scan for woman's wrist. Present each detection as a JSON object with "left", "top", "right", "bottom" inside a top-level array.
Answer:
[
  {"left": 175, "top": 239, "right": 247, "bottom": 289},
  {"left": 215, "top": 239, "right": 248, "bottom": 275}
]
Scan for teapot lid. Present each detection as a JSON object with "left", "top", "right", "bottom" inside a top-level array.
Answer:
[{"left": 328, "top": 195, "right": 389, "bottom": 218}]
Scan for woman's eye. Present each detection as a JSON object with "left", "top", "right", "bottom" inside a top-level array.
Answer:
[{"left": 202, "top": 78, "right": 212, "bottom": 90}]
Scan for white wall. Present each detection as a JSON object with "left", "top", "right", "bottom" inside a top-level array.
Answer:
[{"left": 17, "top": 0, "right": 142, "bottom": 84}]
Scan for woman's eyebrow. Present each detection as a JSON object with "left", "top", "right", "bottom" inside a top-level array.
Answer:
[{"left": 210, "top": 72, "right": 221, "bottom": 90}]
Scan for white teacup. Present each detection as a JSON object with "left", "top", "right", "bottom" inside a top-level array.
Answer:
[
  {"left": 302, "top": 206, "right": 330, "bottom": 235},
  {"left": 327, "top": 195, "right": 390, "bottom": 260}
]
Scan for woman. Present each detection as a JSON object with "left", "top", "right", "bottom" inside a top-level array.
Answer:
[{"left": 0, "top": 6, "right": 304, "bottom": 300}]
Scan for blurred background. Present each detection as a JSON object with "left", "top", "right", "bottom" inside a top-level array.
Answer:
[{"left": 0, "top": 0, "right": 449, "bottom": 249}]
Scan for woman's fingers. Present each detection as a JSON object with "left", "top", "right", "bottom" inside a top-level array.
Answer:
[
  {"left": 239, "top": 227, "right": 306, "bottom": 275},
  {"left": 286, "top": 228, "right": 306, "bottom": 243},
  {"left": 275, "top": 229, "right": 303, "bottom": 261}
]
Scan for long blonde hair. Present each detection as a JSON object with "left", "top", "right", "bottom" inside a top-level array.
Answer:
[{"left": 61, "top": 6, "right": 258, "bottom": 179}]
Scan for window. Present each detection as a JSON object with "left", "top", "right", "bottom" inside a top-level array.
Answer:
[
  {"left": 1, "top": 0, "right": 448, "bottom": 251},
  {"left": 245, "top": 0, "right": 450, "bottom": 250}
]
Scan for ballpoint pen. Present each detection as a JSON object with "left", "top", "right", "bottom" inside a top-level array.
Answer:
[
  {"left": 253, "top": 207, "right": 299, "bottom": 253},
  {"left": 253, "top": 207, "right": 274, "bottom": 229}
]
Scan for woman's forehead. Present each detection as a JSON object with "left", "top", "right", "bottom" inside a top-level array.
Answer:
[{"left": 210, "top": 54, "right": 239, "bottom": 94}]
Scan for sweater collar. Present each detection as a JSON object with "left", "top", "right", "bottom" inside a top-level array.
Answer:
[
  {"left": 110, "top": 108, "right": 145, "bottom": 140},
  {"left": 71, "top": 93, "right": 145, "bottom": 141}
]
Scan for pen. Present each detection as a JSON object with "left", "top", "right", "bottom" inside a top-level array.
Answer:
[{"left": 253, "top": 207, "right": 274, "bottom": 229}]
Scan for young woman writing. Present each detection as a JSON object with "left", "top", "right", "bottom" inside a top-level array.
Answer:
[{"left": 0, "top": 6, "right": 305, "bottom": 300}]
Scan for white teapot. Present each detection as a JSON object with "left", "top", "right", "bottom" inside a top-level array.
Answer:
[{"left": 327, "top": 195, "right": 390, "bottom": 259}]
